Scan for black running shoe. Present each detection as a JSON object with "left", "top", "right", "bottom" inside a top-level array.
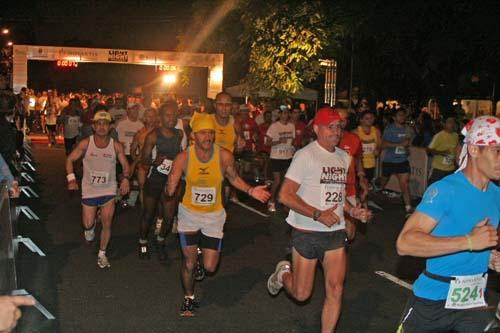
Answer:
[
  {"left": 179, "top": 297, "right": 199, "bottom": 317},
  {"left": 156, "top": 242, "right": 167, "bottom": 262},
  {"left": 139, "top": 243, "right": 150, "bottom": 259}
]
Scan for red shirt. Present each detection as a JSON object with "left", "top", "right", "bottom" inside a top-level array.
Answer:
[
  {"left": 294, "top": 121, "right": 307, "bottom": 147},
  {"left": 241, "top": 117, "right": 258, "bottom": 151},
  {"left": 338, "top": 131, "right": 362, "bottom": 197},
  {"left": 256, "top": 122, "right": 271, "bottom": 153}
]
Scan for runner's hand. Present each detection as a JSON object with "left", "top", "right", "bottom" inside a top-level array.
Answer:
[
  {"left": 0, "top": 295, "right": 35, "bottom": 332},
  {"left": 249, "top": 185, "right": 270, "bottom": 203},
  {"left": 489, "top": 250, "right": 500, "bottom": 272},
  {"left": 349, "top": 205, "right": 373, "bottom": 222},
  {"left": 318, "top": 205, "right": 340, "bottom": 227},
  {"left": 119, "top": 179, "right": 130, "bottom": 195},
  {"left": 8, "top": 181, "right": 20, "bottom": 198},
  {"left": 468, "top": 218, "right": 498, "bottom": 251},
  {"left": 68, "top": 181, "right": 79, "bottom": 191}
]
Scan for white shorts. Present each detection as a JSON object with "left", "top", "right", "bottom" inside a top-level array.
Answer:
[{"left": 177, "top": 203, "right": 226, "bottom": 239}]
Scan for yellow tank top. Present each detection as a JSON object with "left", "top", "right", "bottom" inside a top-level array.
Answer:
[
  {"left": 182, "top": 145, "right": 224, "bottom": 213},
  {"left": 211, "top": 114, "right": 236, "bottom": 153},
  {"left": 357, "top": 126, "right": 379, "bottom": 169}
]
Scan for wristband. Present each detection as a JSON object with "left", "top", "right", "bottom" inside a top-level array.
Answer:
[
  {"left": 465, "top": 234, "right": 473, "bottom": 252},
  {"left": 67, "top": 173, "right": 76, "bottom": 182}
]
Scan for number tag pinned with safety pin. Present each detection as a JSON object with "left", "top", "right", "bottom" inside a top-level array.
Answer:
[
  {"left": 192, "top": 187, "right": 216, "bottom": 205},
  {"left": 445, "top": 273, "right": 487, "bottom": 310}
]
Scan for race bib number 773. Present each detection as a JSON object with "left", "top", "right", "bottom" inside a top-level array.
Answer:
[{"left": 90, "top": 171, "right": 109, "bottom": 186}]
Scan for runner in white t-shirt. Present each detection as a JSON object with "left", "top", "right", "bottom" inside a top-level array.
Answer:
[
  {"left": 265, "top": 108, "right": 296, "bottom": 212},
  {"left": 116, "top": 105, "right": 144, "bottom": 159},
  {"left": 267, "top": 107, "right": 372, "bottom": 333}
]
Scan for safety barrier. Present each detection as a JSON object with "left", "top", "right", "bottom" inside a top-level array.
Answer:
[{"left": 0, "top": 139, "right": 55, "bottom": 321}]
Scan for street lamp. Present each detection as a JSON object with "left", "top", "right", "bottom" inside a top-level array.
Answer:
[
  {"left": 162, "top": 73, "right": 177, "bottom": 85},
  {"left": 7, "top": 41, "right": 13, "bottom": 47},
  {"left": 1, "top": 28, "right": 8, "bottom": 35}
]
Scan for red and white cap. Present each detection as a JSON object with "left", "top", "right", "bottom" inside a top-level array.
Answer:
[
  {"left": 314, "top": 107, "right": 342, "bottom": 126},
  {"left": 457, "top": 115, "right": 500, "bottom": 172}
]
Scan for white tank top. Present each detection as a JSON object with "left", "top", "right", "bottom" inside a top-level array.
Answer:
[{"left": 82, "top": 136, "right": 117, "bottom": 199}]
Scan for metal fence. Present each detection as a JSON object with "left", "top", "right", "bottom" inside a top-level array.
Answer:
[{"left": 0, "top": 180, "right": 17, "bottom": 295}]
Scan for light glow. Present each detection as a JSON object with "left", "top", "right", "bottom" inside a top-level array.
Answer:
[{"left": 162, "top": 73, "right": 177, "bottom": 85}]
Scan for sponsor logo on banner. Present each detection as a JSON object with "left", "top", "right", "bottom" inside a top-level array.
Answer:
[
  {"left": 108, "top": 50, "right": 129, "bottom": 62},
  {"left": 57, "top": 48, "right": 98, "bottom": 60}
]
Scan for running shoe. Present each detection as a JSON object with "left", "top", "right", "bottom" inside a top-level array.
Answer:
[
  {"left": 267, "top": 202, "right": 277, "bottom": 213},
  {"left": 194, "top": 249, "right": 205, "bottom": 281},
  {"left": 179, "top": 297, "right": 199, "bottom": 317},
  {"left": 97, "top": 254, "right": 111, "bottom": 268},
  {"left": 267, "top": 260, "right": 291, "bottom": 296},
  {"left": 156, "top": 241, "right": 167, "bottom": 262},
  {"left": 84, "top": 224, "right": 96, "bottom": 243},
  {"left": 139, "top": 243, "right": 150, "bottom": 259}
]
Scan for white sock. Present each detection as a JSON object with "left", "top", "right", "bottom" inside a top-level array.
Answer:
[
  {"left": 98, "top": 250, "right": 106, "bottom": 257},
  {"left": 405, "top": 205, "right": 412, "bottom": 212},
  {"left": 139, "top": 239, "right": 148, "bottom": 245},
  {"left": 185, "top": 295, "right": 195, "bottom": 300}
]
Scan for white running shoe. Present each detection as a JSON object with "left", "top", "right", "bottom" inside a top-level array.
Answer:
[
  {"left": 84, "top": 224, "right": 95, "bottom": 242},
  {"left": 97, "top": 254, "right": 111, "bottom": 268},
  {"left": 267, "top": 260, "right": 291, "bottom": 296}
]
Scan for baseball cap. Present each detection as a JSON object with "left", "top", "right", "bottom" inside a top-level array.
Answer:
[
  {"left": 92, "top": 111, "right": 112, "bottom": 122},
  {"left": 314, "top": 107, "right": 342, "bottom": 126}
]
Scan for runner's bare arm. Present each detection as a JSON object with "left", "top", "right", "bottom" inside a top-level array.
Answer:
[
  {"left": 221, "top": 149, "right": 270, "bottom": 203},
  {"left": 115, "top": 141, "right": 130, "bottom": 195},
  {"left": 166, "top": 151, "right": 187, "bottom": 197},
  {"left": 128, "top": 133, "right": 141, "bottom": 174},
  {"left": 396, "top": 212, "right": 498, "bottom": 257},
  {"left": 65, "top": 138, "right": 89, "bottom": 175},
  {"left": 140, "top": 131, "right": 157, "bottom": 166}
]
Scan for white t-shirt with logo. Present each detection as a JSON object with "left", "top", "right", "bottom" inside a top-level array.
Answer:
[
  {"left": 116, "top": 118, "right": 144, "bottom": 155},
  {"left": 285, "top": 141, "right": 351, "bottom": 232},
  {"left": 266, "top": 122, "right": 296, "bottom": 160}
]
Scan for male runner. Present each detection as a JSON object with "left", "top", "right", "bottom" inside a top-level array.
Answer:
[
  {"left": 356, "top": 110, "right": 381, "bottom": 187},
  {"left": 266, "top": 107, "right": 372, "bottom": 333},
  {"left": 166, "top": 113, "right": 270, "bottom": 316},
  {"left": 380, "top": 108, "right": 415, "bottom": 216},
  {"left": 66, "top": 111, "right": 130, "bottom": 268},
  {"left": 137, "top": 102, "right": 183, "bottom": 260},
  {"left": 426, "top": 116, "right": 460, "bottom": 184},
  {"left": 396, "top": 115, "right": 500, "bottom": 332}
]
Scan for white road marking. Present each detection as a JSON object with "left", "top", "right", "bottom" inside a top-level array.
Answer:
[
  {"left": 230, "top": 198, "right": 269, "bottom": 218},
  {"left": 375, "top": 271, "right": 412, "bottom": 290}
]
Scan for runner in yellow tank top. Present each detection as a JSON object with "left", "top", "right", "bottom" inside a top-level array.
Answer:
[
  {"left": 356, "top": 111, "right": 381, "bottom": 184},
  {"left": 166, "top": 112, "right": 270, "bottom": 317}
]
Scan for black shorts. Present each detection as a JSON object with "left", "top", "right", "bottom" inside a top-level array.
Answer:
[
  {"left": 428, "top": 169, "right": 455, "bottom": 185},
  {"left": 270, "top": 158, "right": 292, "bottom": 173},
  {"left": 179, "top": 230, "right": 223, "bottom": 251},
  {"left": 64, "top": 136, "right": 78, "bottom": 155},
  {"left": 291, "top": 228, "right": 347, "bottom": 261},
  {"left": 235, "top": 150, "right": 254, "bottom": 162},
  {"left": 143, "top": 173, "right": 168, "bottom": 199},
  {"left": 365, "top": 167, "right": 375, "bottom": 182},
  {"left": 382, "top": 161, "right": 410, "bottom": 177},
  {"left": 46, "top": 124, "right": 57, "bottom": 133},
  {"left": 398, "top": 294, "right": 493, "bottom": 333}
]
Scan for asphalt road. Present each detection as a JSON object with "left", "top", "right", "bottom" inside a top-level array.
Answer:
[{"left": 13, "top": 143, "right": 500, "bottom": 333}]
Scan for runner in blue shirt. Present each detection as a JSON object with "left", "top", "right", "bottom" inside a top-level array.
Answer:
[{"left": 396, "top": 115, "right": 500, "bottom": 332}]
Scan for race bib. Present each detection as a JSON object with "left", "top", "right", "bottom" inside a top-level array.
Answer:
[
  {"left": 243, "top": 130, "right": 251, "bottom": 141},
  {"left": 445, "top": 273, "right": 487, "bottom": 310},
  {"left": 156, "top": 159, "right": 173, "bottom": 175},
  {"left": 395, "top": 146, "right": 406, "bottom": 155},
  {"left": 443, "top": 154, "right": 454, "bottom": 166},
  {"left": 362, "top": 142, "right": 376, "bottom": 154},
  {"left": 192, "top": 186, "right": 216, "bottom": 206},
  {"left": 320, "top": 183, "right": 344, "bottom": 208},
  {"left": 90, "top": 171, "right": 109, "bottom": 186},
  {"left": 275, "top": 144, "right": 293, "bottom": 158}
]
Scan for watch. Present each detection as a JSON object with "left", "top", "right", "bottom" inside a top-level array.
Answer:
[{"left": 312, "top": 209, "right": 321, "bottom": 221}]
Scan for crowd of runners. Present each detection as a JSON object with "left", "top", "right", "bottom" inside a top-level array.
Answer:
[{"left": 1, "top": 81, "right": 500, "bottom": 332}]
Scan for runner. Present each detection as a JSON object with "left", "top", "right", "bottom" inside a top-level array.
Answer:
[
  {"left": 266, "top": 107, "right": 296, "bottom": 212},
  {"left": 238, "top": 105, "right": 258, "bottom": 180},
  {"left": 266, "top": 107, "right": 371, "bottom": 333},
  {"left": 380, "top": 108, "right": 415, "bottom": 216},
  {"left": 58, "top": 97, "right": 83, "bottom": 155},
  {"left": 396, "top": 115, "right": 500, "bottom": 332},
  {"left": 427, "top": 116, "right": 460, "bottom": 185},
  {"left": 66, "top": 111, "right": 130, "bottom": 268},
  {"left": 129, "top": 108, "right": 158, "bottom": 207},
  {"left": 291, "top": 108, "right": 307, "bottom": 148},
  {"left": 255, "top": 110, "right": 272, "bottom": 182},
  {"left": 356, "top": 110, "right": 382, "bottom": 187},
  {"left": 166, "top": 113, "right": 270, "bottom": 316},
  {"left": 210, "top": 92, "right": 243, "bottom": 203},
  {"left": 137, "top": 102, "right": 183, "bottom": 260}
]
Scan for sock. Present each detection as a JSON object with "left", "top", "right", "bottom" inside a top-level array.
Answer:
[
  {"left": 185, "top": 295, "right": 195, "bottom": 300},
  {"left": 98, "top": 250, "right": 106, "bottom": 257},
  {"left": 405, "top": 205, "right": 412, "bottom": 212},
  {"left": 139, "top": 239, "right": 148, "bottom": 245}
]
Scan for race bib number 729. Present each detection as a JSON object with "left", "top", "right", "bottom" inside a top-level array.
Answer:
[{"left": 192, "top": 187, "right": 216, "bottom": 206}]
